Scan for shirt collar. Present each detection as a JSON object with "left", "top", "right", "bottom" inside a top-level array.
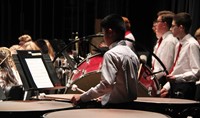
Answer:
[
  {"left": 179, "top": 34, "right": 192, "bottom": 45},
  {"left": 109, "top": 40, "right": 126, "bottom": 49},
  {"left": 162, "top": 31, "right": 172, "bottom": 40}
]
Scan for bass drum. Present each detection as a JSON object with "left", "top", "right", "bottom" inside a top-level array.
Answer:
[
  {"left": 137, "top": 64, "right": 160, "bottom": 97},
  {"left": 65, "top": 53, "right": 160, "bottom": 96},
  {"left": 66, "top": 53, "right": 103, "bottom": 94}
]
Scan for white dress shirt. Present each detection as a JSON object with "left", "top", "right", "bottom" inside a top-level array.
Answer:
[
  {"left": 152, "top": 31, "right": 178, "bottom": 79},
  {"left": 163, "top": 34, "right": 200, "bottom": 90},
  {"left": 81, "top": 40, "right": 139, "bottom": 106}
]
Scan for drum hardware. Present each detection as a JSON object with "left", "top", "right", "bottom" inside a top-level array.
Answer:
[
  {"left": 150, "top": 70, "right": 166, "bottom": 75},
  {"left": 86, "top": 57, "right": 89, "bottom": 63},
  {"left": 53, "top": 33, "right": 104, "bottom": 63},
  {"left": 81, "top": 69, "right": 86, "bottom": 75},
  {"left": 147, "top": 87, "right": 153, "bottom": 96}
]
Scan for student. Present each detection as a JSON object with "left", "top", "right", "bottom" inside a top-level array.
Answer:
[
  {"left": 160, "top": 12, "right": 200, "bottom": 100},
  {"left": 152, "top": 11, "right": 178, "bottom": 87},
  {"left": 194, "top": 27, "right": 200, "bottom": 101},
  {"left": 71, "top": 14, "right": 140, "bottom": 108},
  {"left": 122, "top": 16, "right": 136, "bottom": 51}
]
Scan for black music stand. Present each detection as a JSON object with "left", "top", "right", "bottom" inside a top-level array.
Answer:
[
  {"left": 12, "top": 50, "right": 65, "bottom": 100},
  {"left": 0, "top": 86, "right": 6, "bottom": 101}
]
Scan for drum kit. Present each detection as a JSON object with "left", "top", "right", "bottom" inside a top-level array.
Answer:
[{"left": 0, "top": 35, "right": 200, "bottom": 118}]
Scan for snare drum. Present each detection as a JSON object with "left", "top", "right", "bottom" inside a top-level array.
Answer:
[
  {"left": 43, "top": 109, "right": 170, "bottom": 118},
  {"left": 133, "top": 97, "right": 200, "bottom": 118},
  {"left": 66, "top": 53, "right": 103, "bottom": 93}
]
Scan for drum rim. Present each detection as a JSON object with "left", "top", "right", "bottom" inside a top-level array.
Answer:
[
  {"left": 43, "top": 109, "right": 171, "bottom": 118},
  {"left": 77, "top": 53, "right": 103, "bottom": 66},
  {"left": 135, "top": 97, "right": 200, "bottom": 104},
  {"left": 0, "top": 100, "right": 74, "bottom": 112}
]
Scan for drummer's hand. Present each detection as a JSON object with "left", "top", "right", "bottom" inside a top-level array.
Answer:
[
  {"left": 166, "top": 74, "right": 175, "bottom": 82},
  {"left": 160, "top": 88, "right": 168, "bottom": 98},
  {"left": 94, "top": 97, "right": 102, "bottom": 102},
  {"left": 71, "top": 94, "right": 82, "bottom": 106}
]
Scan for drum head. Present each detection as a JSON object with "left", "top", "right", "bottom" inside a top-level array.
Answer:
[
  {"left": 0, "top": 100, "right": 74, "bottom": 118},
  {"left": 43, "top": 109, "right": 170, "bottom": 118},
  {"left": 133, "top": 97, "right": 200, "bottom": 118},
  {"left": 66, "top": 72, "right": 101, "bottom": 94}
]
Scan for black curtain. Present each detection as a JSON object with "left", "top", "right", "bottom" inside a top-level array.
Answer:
[
  {"left": 0, "top": 0, "right": 200, "bottom": 55},
  {"left": 155, "top": 0, "right": 200, "bottom": 35}
]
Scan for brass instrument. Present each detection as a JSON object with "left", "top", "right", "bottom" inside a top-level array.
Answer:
[{"left": 0, "top": 47, "right": 19, "bottom": 92}]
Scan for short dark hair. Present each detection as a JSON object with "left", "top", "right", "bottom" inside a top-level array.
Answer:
[
  {"left": 173, "top": 12, "right": 192, "bottom": 33},
  {"left": 157, "top": 10, "right": 175, "bottom": 29},
  {"left": 101, "top": 14, "right": 125, "bottom": 40}
]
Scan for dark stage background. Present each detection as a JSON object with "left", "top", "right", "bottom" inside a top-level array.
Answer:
[{"left": 1, "top": 0, "right": 200, "bottom": 58}]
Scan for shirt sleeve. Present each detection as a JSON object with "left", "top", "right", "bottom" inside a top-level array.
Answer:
[
  {"left": 175, "top": 43, "right": 200, "bottom": 82},
  {"left": 81, "top": 52, "right": 117, "bottom": 102}
]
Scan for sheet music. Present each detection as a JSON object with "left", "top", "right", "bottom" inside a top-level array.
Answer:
[{"left": 25, "top": 58, "right": 54, "bottom": 88}]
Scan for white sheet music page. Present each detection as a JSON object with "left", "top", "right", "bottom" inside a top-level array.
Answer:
[{"left": 25, "top": 58, "right": 54, "bottom": 88}]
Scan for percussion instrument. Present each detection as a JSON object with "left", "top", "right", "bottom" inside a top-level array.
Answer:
[
  {"left": 66, "top": 53, "right": 103, "bottom": 93},
  {"left": 0, "top": 100, "right": 74, "bottom": 118},
  {"left": 0, "top": 47, "right": 23, "bottom": 100},
  {"left": 137, "top": 64, "right": 160, "bottom": 97},
  {"left": 43, "top": 109, "right": 170, "bottom": 118},
  {"left": 65, "top": 52, "right": 160, "bottom": 97},
  {"left": 133, "top": 97, "right": 200, "bottom": 118}
]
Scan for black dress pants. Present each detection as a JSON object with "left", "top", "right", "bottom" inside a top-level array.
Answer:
[
  {"left": 170, "top": 82, "right": 196, "bottom": 100},
  {"left": 195, "top": 84, "right": 200, "bottom": 101}
]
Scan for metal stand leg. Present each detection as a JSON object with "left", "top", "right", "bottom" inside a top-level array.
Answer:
[{"left": 23, "top": 90, "right": 32, "bottom": 101}]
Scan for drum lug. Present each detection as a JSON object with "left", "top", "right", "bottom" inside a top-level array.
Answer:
[
  {"left": 82, "top": 69, "right": 86, "bottom": 75},
  {"left": 66, "top": 79, "right": 72, "bottom": 88},
  {"left": 148, "top": 87, "right": 152, "bottom": 96}
]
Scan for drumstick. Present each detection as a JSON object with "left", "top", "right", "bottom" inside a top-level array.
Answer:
[
  {"left": 71, "top": 84, "right": 85, "bottom": 93},
  {"left": 71, "top": 84, "right": 101, "bottom": 102},
  {"left": 137, "top": 63, "right": 143, "bottom": 80},
  {"left": 138, "top": 55, "right": 147, "bottom": 80},
  {"left": 43, "top": 95, "right": 71, "bottom": 101}
]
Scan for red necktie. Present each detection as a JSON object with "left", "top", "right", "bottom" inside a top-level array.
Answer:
[
  {"left": 156, "top": 37, "right": 163, "bottom": 51},
  {"left": 169, "top": 43, "right": 182, "bottom": 74},
  {"left": 152, "top": 37, "right": 163, "bottom": 70}
]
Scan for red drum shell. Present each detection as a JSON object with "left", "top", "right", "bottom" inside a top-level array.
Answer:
[
  {"left": 138, "top": 64, "right": 159, "bottom": 97},
  {"left": 66, "top": 53, "right": 103, "bottom": 93}
]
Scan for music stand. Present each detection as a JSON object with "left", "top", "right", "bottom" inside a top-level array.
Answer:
[
  {"left": 0, "top": 86, "right": 6, "bottom": 101},
  {"left": 12, "top": 50, "right": 65, "bottom": 100}
]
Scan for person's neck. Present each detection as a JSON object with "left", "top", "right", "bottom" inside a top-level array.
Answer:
[{"left": 178, "top": 32, "right": 187, "bottom": 41}]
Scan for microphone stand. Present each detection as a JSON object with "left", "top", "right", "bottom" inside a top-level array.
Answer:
[
  {"left": 53, "top": 34, "right": 104, "bottom": 70},
  {"left": 53, "top": 40, "right": 79, "bottom": 71}
]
